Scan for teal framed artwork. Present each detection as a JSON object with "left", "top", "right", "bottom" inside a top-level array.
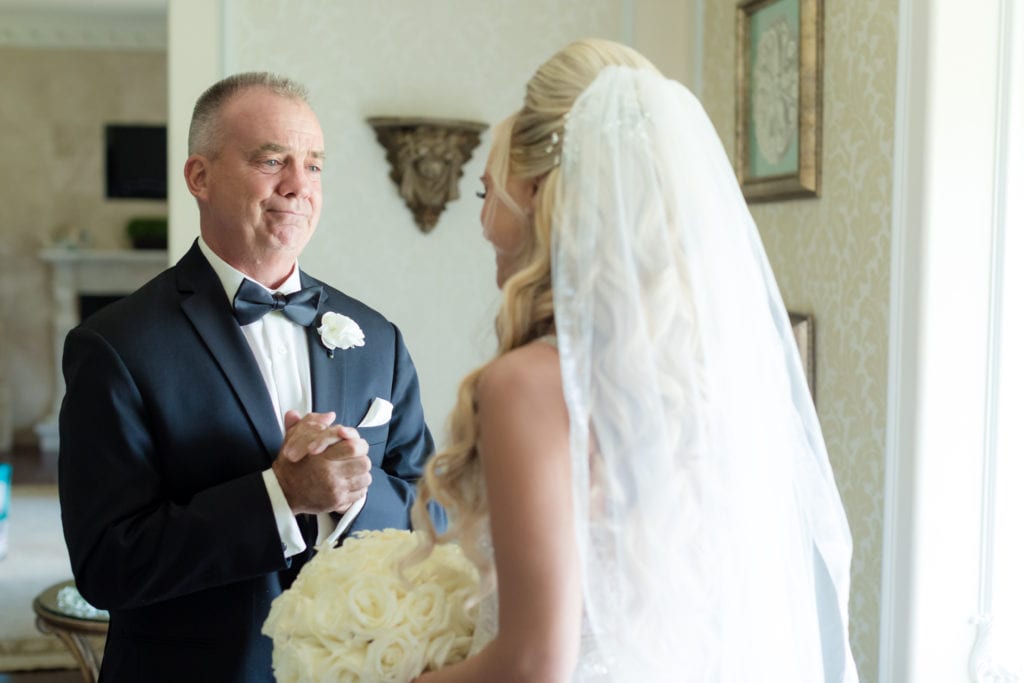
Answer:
[{"left": 735, "top": 0, "right": 823, "bottom": 202}]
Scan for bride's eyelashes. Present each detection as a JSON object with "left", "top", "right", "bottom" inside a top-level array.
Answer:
[{"left": 476, "top": 190, "right": 487, "bottom": 199}]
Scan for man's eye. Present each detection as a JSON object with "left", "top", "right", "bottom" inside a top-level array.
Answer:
[
  {"left": 309, "top": 165, "right": 322, "bottom": 173},
  {"left": 264, "top": 159, "right": 281, "bottom": 167}
]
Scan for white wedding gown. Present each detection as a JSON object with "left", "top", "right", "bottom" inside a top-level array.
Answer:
[
  {"left": 467, "top": 531, "right": 611, "bottom": 682},
  {"left": 465, "top": 519, "right": 852, "bottom": 682}
]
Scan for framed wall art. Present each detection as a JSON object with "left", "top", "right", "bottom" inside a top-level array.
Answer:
[
  {"left": 788, "top": 311, "right": 816, "bottom": 400},
  {"left": 735, "top": 0, "right": 823, "bottom": 202}
]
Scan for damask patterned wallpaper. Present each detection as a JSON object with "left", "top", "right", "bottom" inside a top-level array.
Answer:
[{"left": 701, "top": 1, "right": 898, "bottom": 679}]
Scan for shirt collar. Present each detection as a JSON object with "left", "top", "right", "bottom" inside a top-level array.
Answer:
[{"left": 197, "top": 237, "right": 303, "bottom": 305}]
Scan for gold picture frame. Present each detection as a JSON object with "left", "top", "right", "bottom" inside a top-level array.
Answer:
[
  {"left": 735, "top": 0, "right": 823, "bottom": 202},
  {"left": 788, "top": 312, "right": 816, "bottom": 400}
]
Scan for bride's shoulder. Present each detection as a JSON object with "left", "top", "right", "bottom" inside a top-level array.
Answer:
[
  {"left": 477, "top": 338, "right": 561, "bottom": 408},
  {"left": 476, "top": 339, "right": 568, "bottom": 450}
]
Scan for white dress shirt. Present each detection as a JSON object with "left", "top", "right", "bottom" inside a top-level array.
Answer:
[{"left": 197, "top": 238, "right": 346, "bottom": 557}]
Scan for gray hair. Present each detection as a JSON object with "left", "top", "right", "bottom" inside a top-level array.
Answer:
[{"left": 188, "top": 72, "right": 310, "bottom": 156}]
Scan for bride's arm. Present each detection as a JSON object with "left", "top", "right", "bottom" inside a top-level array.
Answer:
[{"left": 416, "top": 341, "right": 580, "bottom": 683}]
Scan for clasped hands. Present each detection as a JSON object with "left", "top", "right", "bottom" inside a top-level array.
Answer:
[{"left": 271, "top": 410, "right": 371, "bottom": 515}]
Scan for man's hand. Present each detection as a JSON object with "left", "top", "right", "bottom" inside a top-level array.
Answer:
[
  {"left": 279, "top": 410, "right": 341, "bottom": 462},
  {"left": 273, "top": 411, "right": 372, "bottom": 514}
]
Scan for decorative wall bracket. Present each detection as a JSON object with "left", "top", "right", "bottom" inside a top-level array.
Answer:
[{"left": 367, "top": 117, "right": 488, "bottom": 233}]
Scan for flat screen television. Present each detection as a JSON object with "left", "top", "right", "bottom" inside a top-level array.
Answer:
[{"left": 105, "top": 124, "right": 167, "bottom": 200}]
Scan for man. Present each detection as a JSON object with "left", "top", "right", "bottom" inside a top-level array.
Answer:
[{"left": 58, "top": 72, "right": 441, "bottom": 682}]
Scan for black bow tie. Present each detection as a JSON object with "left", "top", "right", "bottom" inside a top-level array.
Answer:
[{"left": 232, "top": 278, "right": 323, "bottom": 327}]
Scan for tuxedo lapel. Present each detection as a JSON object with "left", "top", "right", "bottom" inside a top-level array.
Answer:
[
  {"left": 176, "top": 243, "right": 283, "bottom": 460},
  {"left": 303, "top": 271, "right": 348, "bottom": 418}
]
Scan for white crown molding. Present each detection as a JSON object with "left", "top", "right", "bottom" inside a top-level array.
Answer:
[{"left": 0, "top": 10, "right": 165, "bottom": 50}]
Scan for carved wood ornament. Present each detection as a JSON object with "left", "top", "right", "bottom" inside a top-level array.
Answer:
[{"left": 367, "top": 117, "right": 488, "bottom": 233}]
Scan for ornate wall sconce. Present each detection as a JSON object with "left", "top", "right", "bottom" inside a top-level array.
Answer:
[{"left": 367, "top": 117, "right": 488, "bottom": 233}]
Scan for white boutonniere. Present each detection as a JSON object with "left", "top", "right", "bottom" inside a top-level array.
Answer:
[{"left": 317, "top": 312, "right": 365, "bottom": 357}]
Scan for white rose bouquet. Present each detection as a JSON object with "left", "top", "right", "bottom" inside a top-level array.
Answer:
[{"left": 262, "top": 529, "right": 479, "bottom": 683}]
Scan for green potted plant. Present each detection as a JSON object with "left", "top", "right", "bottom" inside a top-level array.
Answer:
[{"left": 125, "top": 217, "right": 168, "bottom": 250}]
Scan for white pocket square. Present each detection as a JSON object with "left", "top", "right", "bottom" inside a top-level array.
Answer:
[{"left": 357, "top": 397, "right": 393, "bottom": 428}]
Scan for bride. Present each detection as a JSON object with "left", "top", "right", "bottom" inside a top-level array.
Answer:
[{"left": 411, "top": 38, "right": 858, "bottom": 682}]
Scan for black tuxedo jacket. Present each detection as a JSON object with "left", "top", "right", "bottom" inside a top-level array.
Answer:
[{"left": 58, "top": 241, "right": 442, "bottom": 682}]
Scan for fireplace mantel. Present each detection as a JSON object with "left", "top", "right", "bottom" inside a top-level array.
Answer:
[{"left": 35, "top": 248, "right": 168, "bottom": 453}]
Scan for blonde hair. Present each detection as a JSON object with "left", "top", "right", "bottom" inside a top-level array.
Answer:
[{"left": 411, "top": 39, "right": 658, "bottom": 589}]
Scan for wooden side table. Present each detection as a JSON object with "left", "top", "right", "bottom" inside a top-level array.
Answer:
[{"left": 33, "top": 580, "right": 109, "bottom": 683}]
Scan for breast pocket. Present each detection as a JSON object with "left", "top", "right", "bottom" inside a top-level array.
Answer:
[{"left": 358, "top": 423, "right": 390, "bottom": 466}]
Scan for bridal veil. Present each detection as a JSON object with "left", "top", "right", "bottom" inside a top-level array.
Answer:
[{"left": 552, "top": 66, "right": 858, "bottom": 682}]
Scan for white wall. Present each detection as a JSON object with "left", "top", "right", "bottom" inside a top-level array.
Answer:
[
  {"left": 634, "top": 0, "right": 702, "bottom": 93},
  {"left": 167, "top": 0, "right": 221, "bottom": 260},
  {"left": 168, "top": 0, "right": 701, "bottom": 437}
]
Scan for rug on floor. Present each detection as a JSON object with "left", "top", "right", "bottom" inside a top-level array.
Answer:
[{"left": 0, "top": 484, "right": 101, "bottom": 672}]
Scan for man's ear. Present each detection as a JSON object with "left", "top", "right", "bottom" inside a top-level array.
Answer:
[{"left": 184, "top": 154, "right": 209, "bottom": 200}]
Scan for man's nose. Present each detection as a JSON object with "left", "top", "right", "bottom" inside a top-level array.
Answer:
[{"left": 278, "top": 163, "right": 313, "bottom": 199}]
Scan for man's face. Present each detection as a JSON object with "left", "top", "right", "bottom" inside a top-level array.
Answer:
[{"left": 190, "top": 88, "right": 325, "bottom": 283}]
